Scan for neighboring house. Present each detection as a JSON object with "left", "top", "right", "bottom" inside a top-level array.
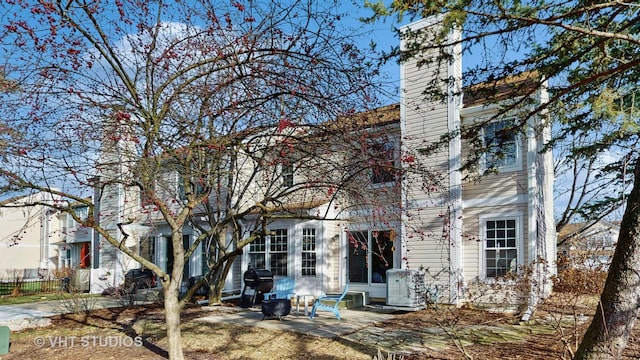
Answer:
[
  {"left": 0, "top": 192, "right": 61, "bottom": 278},
  {"left": 85, "top": 16, "right": 556, "bottom": 308},
  {"left": 557, "top": 220, "right": 619, "bottom": 269},
  {"left": 58, "top": 201, "right": 95, "bottom": 270}
]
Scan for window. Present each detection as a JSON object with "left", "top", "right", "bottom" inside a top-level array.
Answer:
[
  {"left": 347, "top": 229, "right": 395, "bottom": 283},
  {"left": 371, "top": 141, "right": 396, "bottom": 184},
  {"left": 178, "top": 179, "right": 207, "bottom": 200},
  {"left": 147, "top": 236, "right": 156, "bottom": 263},
  {"left": 301, "top": 228, "right": 316, "bottom": 276},
  {"left": 79, "top": 242, "right": 90, "bottom": 268},
  {"left": 248, "top": 228, "right": 288, "bottom": 276},
  {"left": 482, "top": 119, "right": 520, "bottom": 171},
  {"left": 65, "top": 213, "right": 74, "bottom": 231},
  {"left": 66, "top": 206, "right": 88, "bottom": 230},
  {"left": 269, "top": 229, "right": 288, "bottom": 276},
  {"left": 249, "top": 237, "right": 267, "bottom": 269},
  {"left": 140, "top": 180, "right": 156, "bottom": 207},
  {"left": 74, "top": 206, "right": 88, "bottom": 222},
  {"left": 484, "top": 219, "right": 518, "bottom": 278},
  {"left": 348, "top": 231, "right": 368, "bottom": 283},
  {"left": 183, "top": 235, "right": 191, "bottom": 277},
  {"left": 281, "top": 162, "right": 294, "bottom": 188},
  {"left": 201, "top": 235, "right": 218, "bottom": 276}
]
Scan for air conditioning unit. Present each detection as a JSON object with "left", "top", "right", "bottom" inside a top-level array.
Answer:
[{"left": 386, "top": 269, "right": 427, "bottom": 307}]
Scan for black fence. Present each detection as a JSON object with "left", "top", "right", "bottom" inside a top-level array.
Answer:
[{"left": 0, "top": 278, "right": 64, "bottom": 296}]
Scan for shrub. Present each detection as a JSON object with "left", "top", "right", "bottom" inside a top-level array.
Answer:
[{"left": 552, "top": 256, "right": 607, "bottom": 295}]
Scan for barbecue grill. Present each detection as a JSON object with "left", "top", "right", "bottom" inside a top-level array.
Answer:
[{"left": 240, "top": 268, "right": 273, "bottom": 308}]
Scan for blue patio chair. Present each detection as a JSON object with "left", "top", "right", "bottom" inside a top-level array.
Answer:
[
  {"left": 309, "top": 282, "right": 350, "bottom": 320},
  {"left": 263, "top": 277, "right": 296, "bottom": 300}
]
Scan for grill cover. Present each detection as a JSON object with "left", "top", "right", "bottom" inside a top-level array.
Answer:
[{"left": 243, "top": 269, "right": 274, "bottom": 293}]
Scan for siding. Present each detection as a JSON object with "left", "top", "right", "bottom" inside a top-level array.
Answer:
[
  {"left": 0, "top": 193, "right": 60, "bottom": 274},
  {"left": 400, "top": 17, "right": 457, "bottom": 299},
  {"left": 324, "top": 221, "right": 342, "bottom": 294},
  {"left": 461, "top": 204, "right": 530, "bottom": 281},
  {"left": 461, "top": 131, "right": 529, "bottom": 200},
  {"left": 404, "top": 208, "right": 453, "bottom": 284},
  {"left": 463, "top": 171, "right": 529, "bottom": 199}
]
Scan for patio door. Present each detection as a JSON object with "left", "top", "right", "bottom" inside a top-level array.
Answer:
[{"left": 347, "top": 230, "right": 395, "bottom": 291}]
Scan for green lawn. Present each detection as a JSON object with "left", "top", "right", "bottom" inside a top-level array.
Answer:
[
  {"left": 0, "top": 292, "right": 103, "bottom": 305},
  {"left": 0, "top": 293, "right": 64, "bottom": 305}
]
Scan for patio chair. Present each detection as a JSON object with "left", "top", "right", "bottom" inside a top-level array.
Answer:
[
  {"left": 263, "top": 277, "right": 296, "bottom": 300},
  {"left": 309, "top": 282, "right": 350, "bottom": 320}
]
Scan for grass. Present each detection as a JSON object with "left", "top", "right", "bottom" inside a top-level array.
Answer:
[
  {"left": 0, "top": 293, "right": 63, "bottom": 305},
  {"left": 0, "top": 279, "right": 64, "bottom": 296},
  {"left": 0, "top": 292, "right": 101, "bottom": 305}
]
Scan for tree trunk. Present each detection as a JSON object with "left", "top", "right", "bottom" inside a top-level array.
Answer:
[
  {"left": 208, "top": 256, "right": 236, "bottom": 305},
  {"left": 163, "top": 279, "right": 184, "bottom": 360},
  {"left": 575, "top": 158, "right": 640, "bottom": 359},
  {"left": 163, "top": 231, "right": 186, "bottom": 360}
]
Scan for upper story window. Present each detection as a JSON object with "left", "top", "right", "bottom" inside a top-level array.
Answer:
[
  {"left": 281, "top": 162, "right": 294, "bottom": 188},
  {"left": 66, "top": 206, "right": 88, "bottom": 229},
  {"left": 482, "top": 119, "right": 521, "bottom": 172},
  {"left": 74, "top": 206, "right": 88, "bottom": 221},
  {"left": 179, "top": 180, "right": 207, "bottom": 201},
  {"left": 370, "top": 141, "right": 396, "bottom": 184},
  {"left": 140, "top": 180, "right": 156, "bottom": 207}
]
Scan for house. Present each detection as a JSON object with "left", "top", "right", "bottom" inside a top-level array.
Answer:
[
  {"left": 85, "top": 16, "right": 555, "bottom": 309},
  {"left": 58, "top": 201, "right": 95, "bottom": 269},
  {"left": 557, "top": 220, "right": 619, "bottom": 269},
  {"left": 0, "top": 191, "right": 61, "bottom": 279},
  {"left": 56, "top": 200, "right": 100, "bottom": 292}
]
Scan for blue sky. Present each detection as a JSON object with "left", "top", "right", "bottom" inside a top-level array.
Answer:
[{"left": 339, "top": 2, "right": 405, "bottom": 103}]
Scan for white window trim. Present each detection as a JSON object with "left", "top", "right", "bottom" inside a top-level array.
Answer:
[
  {"left": 478, "top": 212, "right": 524, "bottom": 281},
  {"left": 280, "top": 162, "right": 294, "bottom": 188},
  {"left": 370, "top": 138, "right": 399, "bottom": 187},
  {"left": 344, "top": 226, "right": 399, "bottom": 285},
  {"left": 246, "top": 225, "right": 291, "bottom": 276},
  {"left": 268, "top": 228, "right": 289, "bottom": 276},
  {"left": 480, "top": 118, "right": 522, "bottom": 173},
  {"left": 300, "top": 227, "right": 317, "bottom": 277}
]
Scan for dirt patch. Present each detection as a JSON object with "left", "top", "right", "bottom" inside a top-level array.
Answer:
[{"left": 2, "top": 294, "right": 640, "bottom": 359}]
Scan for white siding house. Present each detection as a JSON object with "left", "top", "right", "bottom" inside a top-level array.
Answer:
[
  {"left": 0, "top": 192, "right": 61, "bottom": 278},
  {"left": 85, "top": 16, "right": 555, "bottom": 307}
]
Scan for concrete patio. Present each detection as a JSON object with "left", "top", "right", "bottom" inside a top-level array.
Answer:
[{"left": 196, "top": 304, "right": 398, "bottom": 338}]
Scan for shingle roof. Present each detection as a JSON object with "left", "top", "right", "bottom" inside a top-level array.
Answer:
[{"left": 463, "top": 71, "right": 542, "bottom": 107}]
